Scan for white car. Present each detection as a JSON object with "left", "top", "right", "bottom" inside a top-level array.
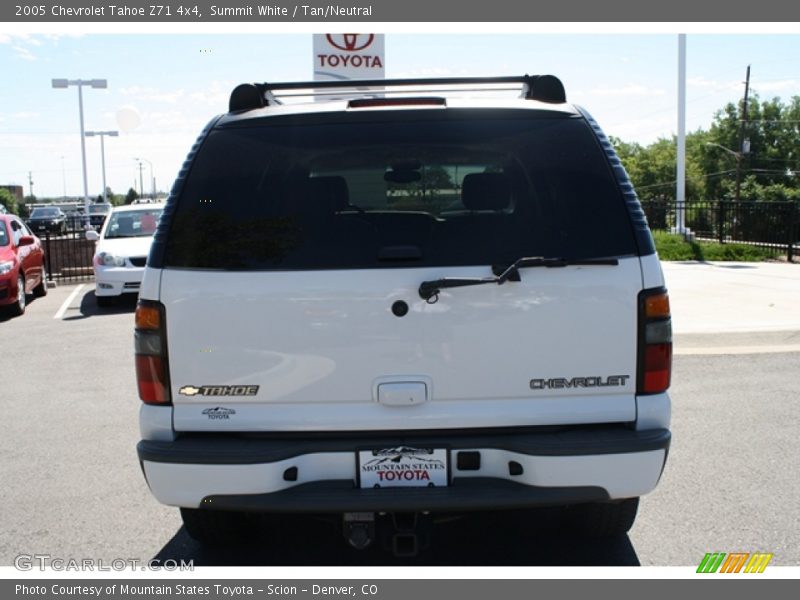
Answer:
[
  {"left": 135, "top": 76, "right": 672, "bottom": 552},
  {"left": 86, "top": 204, "right": 164, "bottom": 306}
]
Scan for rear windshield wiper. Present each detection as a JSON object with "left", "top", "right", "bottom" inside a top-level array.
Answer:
[{"left": 418, "top": 257, "right": 619, "bottom": 302}]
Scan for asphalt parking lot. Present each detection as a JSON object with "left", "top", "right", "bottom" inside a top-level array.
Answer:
[{"left": 1, "top": 263, "right": 798, "bottom": 567}]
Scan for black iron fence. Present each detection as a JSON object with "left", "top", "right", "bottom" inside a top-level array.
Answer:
[
  {"left": 641, "top": 200, "right": 800, "bottom": 261},
  {"left": 40, "top": 228, "right": 95, "bottom": 283},
  {"left": 33, "top": 201, "right": 800, "bottom": 279}
]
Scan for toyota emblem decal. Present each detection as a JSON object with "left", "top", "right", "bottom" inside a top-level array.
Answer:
[{"left": 326, "top": 34, "right": 375, "bottom": 52}]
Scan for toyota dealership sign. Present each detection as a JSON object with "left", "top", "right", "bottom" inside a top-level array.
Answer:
[{"left": 313, "top": 34, "right": 385, "bottom": 81}]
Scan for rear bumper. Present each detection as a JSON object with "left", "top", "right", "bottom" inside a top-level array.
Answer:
[{"left": 138, "top": 427, "right": 670, "bottom": 512}]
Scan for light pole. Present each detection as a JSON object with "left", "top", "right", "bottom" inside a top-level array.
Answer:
[
  {"left": 51, "top": 78, "right": 107, "bottom": 224},
  {"left": 676, "top": 33, "right": 687, "bottom": 236},
  {"left": 706, "top": 141, "right": 749, "bottom": 202},
  {"left": 60, "top": 155, "right": 67, "bottom": 200},
  {"left": 85, "top": 130, "right": 118, "bottom": 204},
  {"left": 134, "top": 157, "right": 154, "bottom": 200}
]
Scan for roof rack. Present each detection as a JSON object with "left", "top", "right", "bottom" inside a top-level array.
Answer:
[{"left": 228, "top": 75, "right": 566, "bottom": 113}]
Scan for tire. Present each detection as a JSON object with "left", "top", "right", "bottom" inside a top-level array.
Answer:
[
  {"left": 180, "top": 508, "right": 253, "bottom": 546},
  {"left": 8, "top": 274, "right": 26, "bottom": 316},
  {"left": 96, "top": 295, "right": 115, "bottom": 307},
  {"left": 33, "top": 267, "right": 48, "bottom": 297},
  {"left": 563, "top": 497, "right": 639, "bottom": 537}
]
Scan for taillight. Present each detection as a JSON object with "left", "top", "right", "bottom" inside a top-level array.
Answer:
[
  {"left": 135, "top": 300, "right": 171, "bottom": 405},
  {"left": 638, "top": 288, "right": 672, "bottom": 395}
]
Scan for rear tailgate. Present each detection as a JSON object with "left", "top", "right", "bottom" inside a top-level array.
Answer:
[{"left": 165, "top": 258, "right": 642, "bottom": 432}]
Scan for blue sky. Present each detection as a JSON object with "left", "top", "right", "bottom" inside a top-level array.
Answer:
[{"left": 1, "top": 33, "right": 799, "bottom": 198}]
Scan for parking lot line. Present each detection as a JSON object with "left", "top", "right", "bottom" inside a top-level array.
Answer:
[
  {"left": 54, "top": 283, "right": 85, "bottom": 320},
  {"left": 676, "top": 344, "right": 800, "bottom": 356}
]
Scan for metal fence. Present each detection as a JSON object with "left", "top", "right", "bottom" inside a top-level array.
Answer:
[
  {"left": 40, "top": 228, "right": 95, "bottom": 283},
  {"left": 34, "top": 201, "right": 800, "bottom": 278},
  {"left": 641, "top": 200, "right": 800, "bottom": 261}
]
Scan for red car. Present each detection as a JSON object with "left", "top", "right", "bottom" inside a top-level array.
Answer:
[{"left": 0, "top": 214, "right": 47, "bottom": 316}]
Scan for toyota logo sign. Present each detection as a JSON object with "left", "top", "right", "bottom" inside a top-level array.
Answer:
[
  {"left": 313, "top": 34, "right": 385, "bottom": 89},
  {"left": 326, "top": 34, "right": 375, "bottom": 52}
]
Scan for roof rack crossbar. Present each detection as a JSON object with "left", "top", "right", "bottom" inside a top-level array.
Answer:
[
  {"left": 274, "top": 85, "right": 523, "bottom": 99},
  {"left": 228, "top": 75, "right": 566, "bottom": 113}
]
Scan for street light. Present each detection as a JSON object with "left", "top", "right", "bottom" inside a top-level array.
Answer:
[
  {"left": 85, "top": 130, "right": 118, "bottom": 204},
  {"left": 133, "top": 157, "right": 154, "bottom": 200},
  {"left": 51, "top": 78, "right": 107, "bottom": 225},
  {"left": 706, "top": 140, "right": 749, "bottom": 202},
  {"left": 60, "top": 155, "right": 67, "bottom": 200}
]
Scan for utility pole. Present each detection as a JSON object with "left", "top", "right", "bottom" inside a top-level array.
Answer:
[
  {"left": 735, "top": 65, "right": 751, "bottom": 203},
  {"left": 28, "top": 171, "right": 34, "bottom": 198},
  {"left": 137, "top": 160, "right": 144, "bottom": 200}
]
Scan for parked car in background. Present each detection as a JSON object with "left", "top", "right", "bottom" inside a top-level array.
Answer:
[
  {"left": 0, "top": 214, "right": 47, "bottom": 316},
  {"left": 88, "top": 203, "right": 112, "bottom": 228},
  {"left": 64, "top": 208, "right": 86, "bottom": 229},
  {"left": 86, "top": 204, "right": 164, "bottom": 307},
  {"left": 27, "top": 206, "right": 67, "bottom": 234}
]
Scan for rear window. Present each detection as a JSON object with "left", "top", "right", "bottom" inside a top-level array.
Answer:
[{"left": 162, "top": 110, "right": 637, "bottom": 270}]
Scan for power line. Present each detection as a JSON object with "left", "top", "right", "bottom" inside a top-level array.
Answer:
[
  {"left": 635, "top": 166, "right": 797, "bottom": 192},
  {"left": 636, "top": 170, "right": 738, "bottom": 190}
]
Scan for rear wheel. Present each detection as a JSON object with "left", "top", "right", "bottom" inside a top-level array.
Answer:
[
  {"left": 180, "top": 508, "right": 254, "bottom": 546},
  {"left": 8, "top": 275, "right": 26, "bottom": 316},
  {"left": 563, "top": 497, "right": 639, "bottom": 537}
]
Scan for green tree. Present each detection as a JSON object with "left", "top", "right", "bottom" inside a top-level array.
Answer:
[
  {"left": 0, "top": 188, "right": 19, "bottom": 215},
  {"left": 613, "top": 94, "right": 800, "bottom": 203},
  {"left": 20, "top": 195, "right": 36, "bottom": 218},
  {"left": 125, "top": 187, "right": 139, "bottom": 205},
  {"left": 612, "top": 132, "right": 708, "bottom": 202},
  {"left": 703, "top": 94, "right": 800, "bottom": 201}
]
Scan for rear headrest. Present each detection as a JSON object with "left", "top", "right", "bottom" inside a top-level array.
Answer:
[
  {"left": 140, "top": 214, "right": 157, "bottom": 234},
  {"left": 116, "top": 216, "right": 134, "bottom": 233},
  {"left": 462, "top": 173, "right": 511, "bottom": 211}
]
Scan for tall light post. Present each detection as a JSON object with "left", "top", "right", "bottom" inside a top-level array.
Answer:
[
  {"left": 51, "top": 78, "right": 107, "bottom": 224},
  {"left": 60, "top": 155, "right": 67, "bottom": 200},
  {"left": 134, "top": 157, "right": 154, "bottom": 200},
  {"left": 85, "top": 130, "right": 118, "bottom": 204},
  {"left": 676, "top": 33, "right": 687, "bottom": 236}
]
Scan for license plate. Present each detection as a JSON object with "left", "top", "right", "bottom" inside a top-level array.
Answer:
[{"left": 357, "top": 447, "right": 449, "bottom": 488}]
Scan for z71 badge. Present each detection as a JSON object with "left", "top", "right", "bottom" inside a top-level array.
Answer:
[{"left": 179, "top": 385, "right": 259, "bottom": 397}]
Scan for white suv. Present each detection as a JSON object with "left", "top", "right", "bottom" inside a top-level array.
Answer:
[{"left": 135, "top": 76, "right": 672, "bottom": 551}]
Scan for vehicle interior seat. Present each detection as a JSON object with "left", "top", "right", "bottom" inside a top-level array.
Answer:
[{"left": 116, "top": 216, "right": 135, "bottom": 235}]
